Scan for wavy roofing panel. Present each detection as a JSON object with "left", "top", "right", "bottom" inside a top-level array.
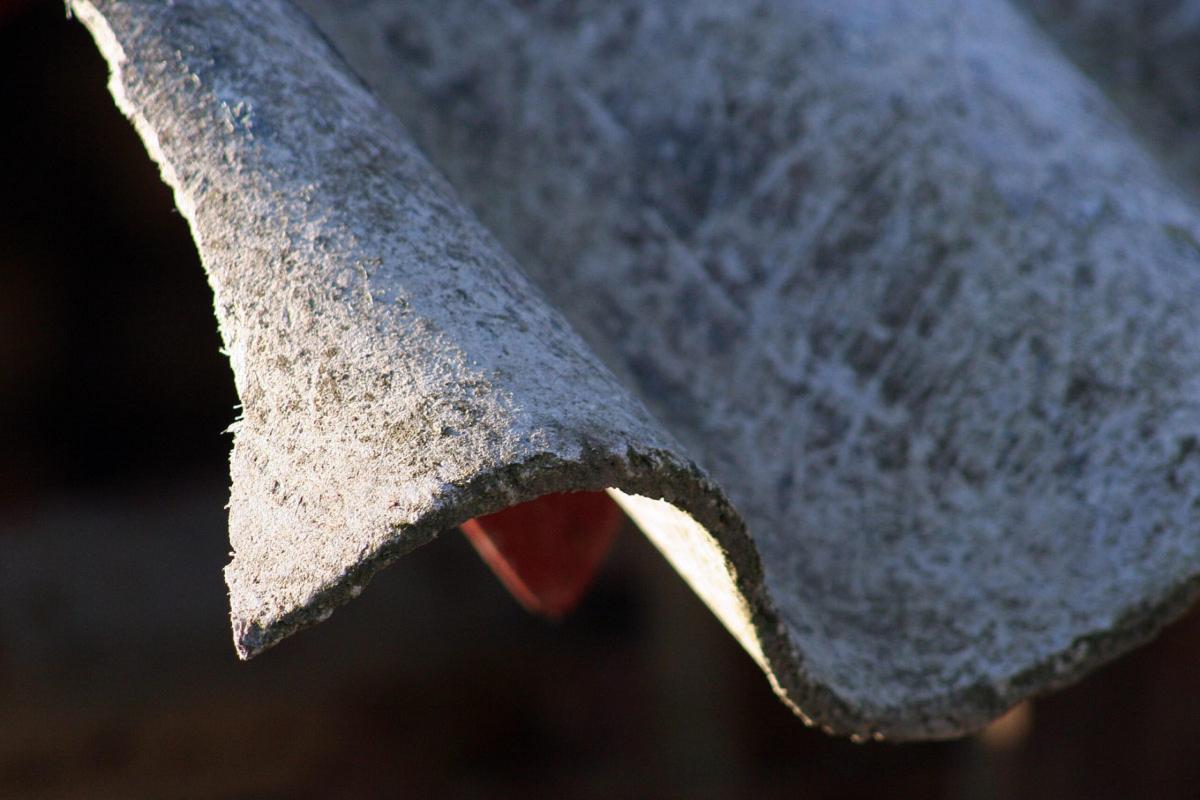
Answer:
[{"left": 72, "top": 0, "right": 1200, "bottom": 739}]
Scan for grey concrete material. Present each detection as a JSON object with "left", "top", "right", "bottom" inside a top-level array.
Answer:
[
  {"left": 1015, "top": 0, "right": 1200, "bottom": 193},
  {"left": 298, "top": 0, "right": 1200, "bottom": 739},
  {"left": 67, "top": 0, "right": 761, "bottom": 677},
  {"left": 74, "top": 0, "right": 1200, "bottom": 739}
]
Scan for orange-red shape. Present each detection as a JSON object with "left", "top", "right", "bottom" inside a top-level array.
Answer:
[{"left": 459, "top": 491, "right": 624, "bottom": 618}]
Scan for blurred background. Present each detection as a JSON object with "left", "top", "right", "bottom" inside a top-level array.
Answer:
[{"left": 3, "top": 1, "right": 1200, "bottom": 796}]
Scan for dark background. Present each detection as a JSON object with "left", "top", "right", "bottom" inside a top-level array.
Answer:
[{"left": 2, "top": 2, "right": 1200, "bottom": 796}]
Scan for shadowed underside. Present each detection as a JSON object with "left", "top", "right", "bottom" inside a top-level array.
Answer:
[{"left": 72, "top": 0, "right": 1200, "bottom": 740}]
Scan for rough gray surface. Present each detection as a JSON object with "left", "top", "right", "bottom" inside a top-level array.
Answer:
[
  {"left": 68, "top": 0, "right": 758, "bottom": 679},
  {"left": 299, "top": 0, "right": 1200, "bottom": 737},
  {"left": 76, "top": 0, "right": 1200, "bottom": 739}
]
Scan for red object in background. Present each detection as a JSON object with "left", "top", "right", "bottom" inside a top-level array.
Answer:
[{"left": 460, "top": 491, "right": 625, "bottom": 617}]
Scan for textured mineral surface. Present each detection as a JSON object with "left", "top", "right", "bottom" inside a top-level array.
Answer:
[{"left": 73, "top": 0, "right": 1200, "bottom": 739}]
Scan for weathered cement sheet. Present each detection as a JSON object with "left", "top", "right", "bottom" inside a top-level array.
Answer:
[
  {"left": 68, "top": 0, "right": 764, "bottom": 693},
  {"left": 75, "top": 0, "right": 1200, "bottom": 739}
]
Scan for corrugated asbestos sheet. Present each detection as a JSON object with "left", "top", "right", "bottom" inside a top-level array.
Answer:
[{"left": 71, "top": 0, "right": 1200, "bottom": 740}]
